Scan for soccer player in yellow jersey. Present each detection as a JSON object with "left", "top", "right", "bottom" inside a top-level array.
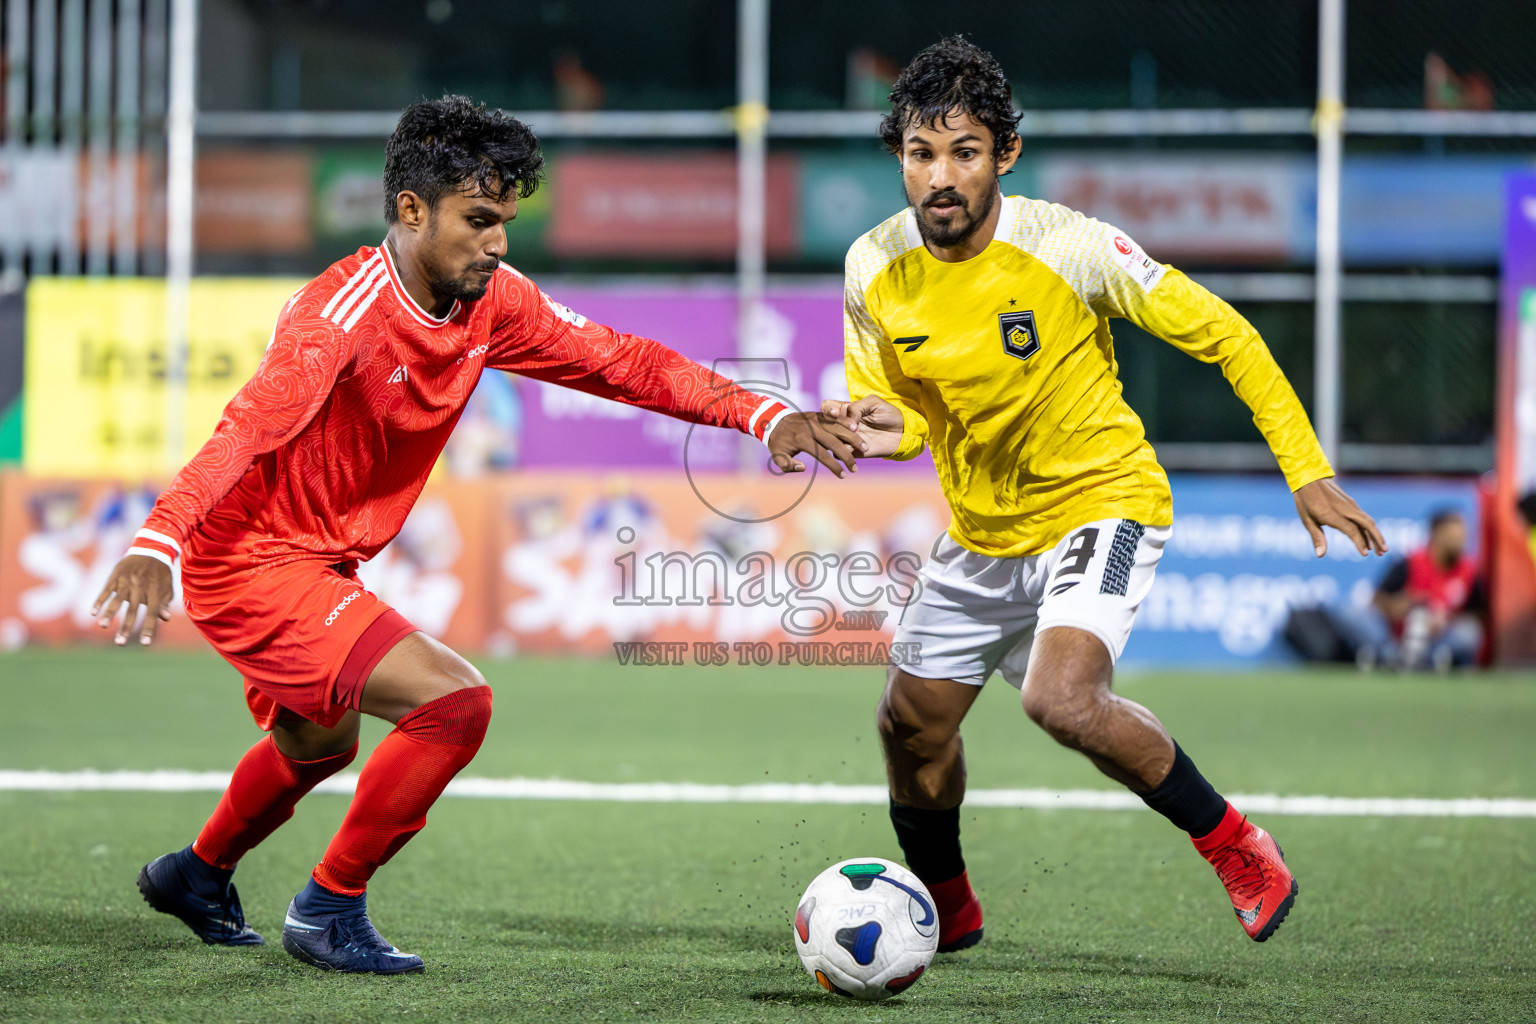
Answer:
[{"left": 824, "top": 37, "right": 1388, "bottom": 948}]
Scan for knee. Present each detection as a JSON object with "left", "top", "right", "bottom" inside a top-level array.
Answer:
[
  {"left": 273, "top": 716, "right": 361, "bottom": 762},
  {"left": 1021, "top": 685, "right": 1102, "bottom": 749},
  {"left": 401, "top": 678, "right": 493, "bottom": 747},
  {"left": 417, "top": 658, "right": 488, "bottom": 708}
]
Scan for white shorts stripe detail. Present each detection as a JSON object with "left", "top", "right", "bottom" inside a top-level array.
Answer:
[
  {"left": 0, "top": 769, "right": 1529, "bottom": 819},
  {"left": 320, "top": 253, "right": 384, "bottom": 320},
  {"left": 894, "top": 519, "right": 1170, "bottom": 687},
  {"left": 133, "top": 528, "right": 180, "bottom": 555},
  {"left": 126, "top": 546, "right": 175, "bottom": 569}
]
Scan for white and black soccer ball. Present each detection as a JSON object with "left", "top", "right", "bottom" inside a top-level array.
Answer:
[{"left": 793, "top": 857, "right": 939, "bottom": 1000}]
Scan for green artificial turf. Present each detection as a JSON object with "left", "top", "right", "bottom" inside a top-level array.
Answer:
[{"left": 1, "top": 649, "right": 1533, "bottom": 1022}]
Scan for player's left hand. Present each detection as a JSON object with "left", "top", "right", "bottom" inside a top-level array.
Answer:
[
  {"left": 1293, "top": 477, "right": 1388, "bottom": 558},
  {"left": 91, "top": 554, "right": 175, "bottom": 646},
  {"left": 766, "top": 412, "right": 866, "bottom": 477}
]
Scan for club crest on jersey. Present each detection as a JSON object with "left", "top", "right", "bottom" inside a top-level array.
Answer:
[{"left": 998, "top": 309, "right": 1041, "bottom": 362}]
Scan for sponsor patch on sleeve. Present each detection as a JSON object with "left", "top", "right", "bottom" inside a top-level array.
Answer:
[
  {"left": 1104, "top": 227, "right": 1167, "bottom": 292},
  {"left": 541, "top": 292, "right": 589, "bottom": 328}
]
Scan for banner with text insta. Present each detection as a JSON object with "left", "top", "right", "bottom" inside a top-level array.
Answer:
[{"left": 23, "top": 277, "right": 306, "bottom": 479}]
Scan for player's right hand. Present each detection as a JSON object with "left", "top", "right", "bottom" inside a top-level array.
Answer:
[
  {"left": 91, "top": 555, "right": 175, "bottom": 646},
  {"left": 821, "top": 395, "right": 906, "bottom": 458}
]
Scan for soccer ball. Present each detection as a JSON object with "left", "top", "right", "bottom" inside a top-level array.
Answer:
[{"left": 792, "top": 857, "right": 939, "bottom": 1000}]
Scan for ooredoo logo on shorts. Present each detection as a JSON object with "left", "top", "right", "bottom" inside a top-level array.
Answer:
[{"left": 325, "top": 590, "right": 361, "bottom": 627}]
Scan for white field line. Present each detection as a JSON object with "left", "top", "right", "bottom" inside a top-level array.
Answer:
[{"left": 1, "top": 770, "right": 1535, "bottom": 819}]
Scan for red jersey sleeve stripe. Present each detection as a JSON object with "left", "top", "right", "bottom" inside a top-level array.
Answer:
[{"left": 747, "top": 398, "right": 789, "bottom": 441}]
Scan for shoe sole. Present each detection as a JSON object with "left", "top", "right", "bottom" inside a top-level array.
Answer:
[
  {"left": 136, "top": 863, "right": 264, "bottom": 947},
  {"left": 937, "top": 926, "right": 984, "bottom": 953},
  {"left": 281, "top": 932, "right": 425, "bottom": 975},
  {"left": 1251, "top": 841, "right": 1299, "bottom": 943}
]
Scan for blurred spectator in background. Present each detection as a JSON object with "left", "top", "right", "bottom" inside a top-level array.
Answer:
[{"left": 1336, "top": 508, "right": 1485, "bottom": 671}]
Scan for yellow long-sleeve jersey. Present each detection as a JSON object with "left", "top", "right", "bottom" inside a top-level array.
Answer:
[{"left": 844, "top": 195, "right": 1333, "bottom": 557}]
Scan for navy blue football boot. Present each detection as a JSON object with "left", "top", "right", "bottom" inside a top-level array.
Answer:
[
  {"left": 137, "top": 845, "right": 264, "bottom": 946},
  {"left": 280, "top": 879, "right": 424, "bottom": 974}
]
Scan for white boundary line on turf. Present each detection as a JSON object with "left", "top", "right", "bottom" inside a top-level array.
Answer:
[{"left": 2, "top": 770, "right": 1534, "bottom": 819}]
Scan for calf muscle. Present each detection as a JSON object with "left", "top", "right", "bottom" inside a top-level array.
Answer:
[
  {"left": 1021, "top": 626, "right": 1174, "bottom": 791},
  {"left": 877, "top": 669, "right": 980, "bottom": 809}
]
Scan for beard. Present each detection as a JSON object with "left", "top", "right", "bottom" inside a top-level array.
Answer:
[
  {"left": 430, "top": 259, "right": 499, "bottom": 303},
  {"left": 906, "top": 182, "right": 997, "bottom": 250}
]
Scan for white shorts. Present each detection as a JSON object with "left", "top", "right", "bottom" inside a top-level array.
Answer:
[{"left": 893, "top": 518, "right": 1170, "bottom": 688}]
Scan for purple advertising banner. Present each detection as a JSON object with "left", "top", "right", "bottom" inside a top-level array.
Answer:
[
  {"left": 1488, "top": 174, "right": 1536, "bottom": 663},
  {"left": 518, "top": 283, "right": 934, "bottom": 476}
]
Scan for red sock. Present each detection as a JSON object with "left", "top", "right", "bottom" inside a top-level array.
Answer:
[
  {"left": 312, "top": 686, "right": 492, "bottom": 896},
  {"left": 192, "top": 736, "right": 359, "bottom": 870}
]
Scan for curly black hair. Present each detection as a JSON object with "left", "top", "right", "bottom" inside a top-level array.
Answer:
[
  {"left": 879, "top": 36, "right": 1022, "bottom": 166},
  {"left": 383, "top": 95, "right": 545, "bottom": 223}
]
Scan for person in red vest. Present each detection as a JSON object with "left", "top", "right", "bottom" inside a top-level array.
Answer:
[{"left": 1363, "top": 508, "right": 1485, "bottom": 670}]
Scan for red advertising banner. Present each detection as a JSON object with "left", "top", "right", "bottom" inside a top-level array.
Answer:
[
  {"left": 1039, "top": 154, "right": 1299, "bottom": 263},
  {"left": 548, "top": 152, "right": 799, "bottom": 259},
  {"left": 196, "top": 150, "right": 314, "bottom": 254}
]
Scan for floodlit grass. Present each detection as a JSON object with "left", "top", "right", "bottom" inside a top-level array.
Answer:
[{"left": 2, "top": 649, "right": 1533, "bottom": 1022}]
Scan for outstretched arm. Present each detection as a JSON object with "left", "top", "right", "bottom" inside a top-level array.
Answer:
[
  {"left": 1122, "top": 272, "right": 1386, "bottom": 557},
  {"left": 490, "top": 279, "right": 865, "bottom": 476},
  {"left": 1082, "top": 230, "right": 1386, "bottom": 560}
]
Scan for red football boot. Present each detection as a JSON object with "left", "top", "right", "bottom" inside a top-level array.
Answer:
[
  {"left": 1192, "top": 804, "right": 1298, "bottom": 942},
  {"left": 926, "top": 871, "right": 984, "bottom": 952}
]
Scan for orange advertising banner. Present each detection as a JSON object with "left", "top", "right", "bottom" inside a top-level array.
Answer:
[
  {"left": 482, "top": 471, "right": 948, "bottom": 661},
  {"left": 0, "top": 470, "right": 949, "bottom": 665},
  {"left": 0, "top": 473, "right": 507, "bottom": 656}
]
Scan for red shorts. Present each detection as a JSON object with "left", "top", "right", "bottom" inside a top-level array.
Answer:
[{"left": 181, "top": 556, "right": 418, "bottom": 730}]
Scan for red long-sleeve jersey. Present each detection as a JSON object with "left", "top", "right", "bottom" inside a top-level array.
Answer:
[{"left": 127, "top": 244, "right": 789, "bottom": 571}]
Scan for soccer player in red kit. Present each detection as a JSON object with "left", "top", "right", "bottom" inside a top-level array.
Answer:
[{"left": 91, "top": 95, "right": 863, "bottom": 974}]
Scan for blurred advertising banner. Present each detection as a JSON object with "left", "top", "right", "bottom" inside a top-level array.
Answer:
[
  {"left": 1125, "top": 475, "right": 1479, "bottom": 667},
  {"left": 0, "top": 475, "right": 205, "bottom": 648},
  {"left": 522, "top": 283, "right": 933, "bottom": 475},
  {"left": 485, "top": 471, "right": 946, "bottom": 660},
  {"left": 1490, "top": 174, "right": 1536, "bottom": 664},
  {"left": 547, "top": 152, "right": 798, "bottom": 259},
  {"left": 0, "top": 147, "right": 81, "bottom": 252},
  {"left": 1, "top": 469, "right": 1480, "bottom": 669},
  {"left": 0, "top": 472, "right": 493, "bottom": 653},
  {"left": 1039, "top": 155, "right": 1301, "bottom": 263},
  {"left": 196, "top": 150, "right": 314, "bottom": 254},
  {"left": 796, "top": 150, "right": 1533, "bottom": 266},
  {"left": 23, "top": 277, "right": 305, "bottom": 478},
  {"left": 0, "top": 469, "right": 949, "bottom": 660}
]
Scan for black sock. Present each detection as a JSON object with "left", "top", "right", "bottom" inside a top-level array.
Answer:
[
  {"left": 1139, "top": 743, "right": 1228, "bottom": 838},
  {"left": 293, "top": 877, "right": 366, "bottom": 916},
  {"left": 175, "top": 844, "right": 233, "bottom": 898},
  {"left": 888, "top": 800, "right": 965, "bottom": 884}
]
